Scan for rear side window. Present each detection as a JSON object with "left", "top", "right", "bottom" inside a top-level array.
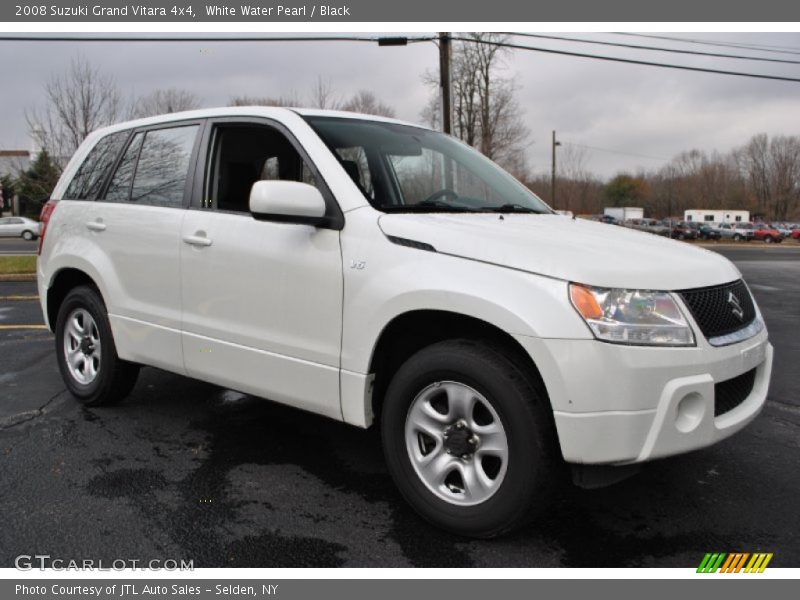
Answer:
[
  {"left": 105, "top": 132, "right": 144, "bottom": 203},
  {"left": 63, "top": 131, "right": 129, "bottom": 200},
  {"left": 131, "top": 126, "right": 198, "bottom": 207},
  {"left": 103, "top": 125, "right": 199, "bottom": 207}
]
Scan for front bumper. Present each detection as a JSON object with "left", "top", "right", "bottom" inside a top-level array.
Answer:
[{"left": 515, "top": 328, "right": 772, "bottom": 464}]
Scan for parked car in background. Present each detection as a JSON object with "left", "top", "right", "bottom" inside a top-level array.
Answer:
[
  {"left": 790, "top": 228, "right": 800, "bottom": 241},
  {"left": 0, "top": 216, "right": 39, "bottom": 240},
  {"left": 714, "top": 222, "right": 754, "bottom": 241},
  {"left": 770, "top": 223, "right": 793, "bottom": 238},
  {"left": 661, "top": 219, "right": 697, "bottom": 240},
  {"left": 624, "top": 218, "right": 668, "bottom": 236},
  {"left": 589, "top": 214, "right": 619, "bottom": 225},
  {"left": 686, "top": 221, "right": 721, "bottom": 241},
  {"left": 753, "top": 224, "right": 783, "bottom": 244}
]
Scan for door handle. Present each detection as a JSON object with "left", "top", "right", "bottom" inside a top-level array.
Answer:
[
  {"left": 182, "top": 234, "right": 213, "bottom": 247},
  {"left": 86, "top": 220, "right": 106, "bottom": 232}
]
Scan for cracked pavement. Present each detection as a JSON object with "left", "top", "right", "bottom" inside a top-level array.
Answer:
[{"left": 0, "top": 246, "right": 798, "bottom": 567}]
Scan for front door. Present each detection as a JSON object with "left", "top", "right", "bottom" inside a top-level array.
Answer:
[{"left": 180, "top": 120, "right": 344, "bottom": 419}]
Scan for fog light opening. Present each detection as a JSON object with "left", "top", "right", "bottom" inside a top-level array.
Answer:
[{"left": 675, "top": 392, "right": 705, "bottom": 433}]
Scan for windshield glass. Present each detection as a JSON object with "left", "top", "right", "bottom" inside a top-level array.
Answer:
[{"left": 304, "top": 116, "right": 551, "bottom": 214}]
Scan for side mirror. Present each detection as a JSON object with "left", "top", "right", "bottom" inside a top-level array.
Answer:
[{"left": 249, "top": 180, "right": 328, "bottom": 226}]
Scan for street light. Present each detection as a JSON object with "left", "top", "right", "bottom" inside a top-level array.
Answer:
[{"left": 551, "top": 131, "right": 561, "bottom": 209}]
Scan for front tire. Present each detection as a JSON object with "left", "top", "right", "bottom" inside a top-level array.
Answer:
[
  {"left": 22, "top": 230, "right": 35, "bottom": 241},
  {"left": 381, "top": 340, "right": 557, "bottom": 537},
  {"left": 55, "top": 286, "right": 139, "bottom": 406}
]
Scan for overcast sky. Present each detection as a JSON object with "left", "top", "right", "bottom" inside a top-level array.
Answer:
[{"left": 1, "top": 32, "right": 798, "bottom": 179}]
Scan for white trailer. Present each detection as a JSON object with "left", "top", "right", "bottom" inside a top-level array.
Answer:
[
  {"left": 684, "top": 209, "right": 750, "bottom": 224},
  {"left": 604, "top": 207, "right": 644, "bottom": 221}
]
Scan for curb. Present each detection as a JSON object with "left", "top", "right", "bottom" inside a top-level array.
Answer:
[{"left": 0, "top": 274, "right": 36, "bottom": 282}]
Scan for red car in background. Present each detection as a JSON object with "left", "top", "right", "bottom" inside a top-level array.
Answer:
[
  {"left": 753, "top": 224, "right": 783, "bottom": 243},
  {"left": 791, "top": 228, "right": 800, "bottom": 241}
]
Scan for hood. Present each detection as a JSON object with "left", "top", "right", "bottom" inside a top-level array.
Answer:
[{"left": 378, "top": 213, "right": 741, "bottom": 290}]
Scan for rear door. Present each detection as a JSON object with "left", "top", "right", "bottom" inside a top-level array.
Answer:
[
  {"left": 89, "top": 121, "right": 203, "bottom": 373},
  {"left": 179, "top": 118, "right": 344, "bottom": 419}
]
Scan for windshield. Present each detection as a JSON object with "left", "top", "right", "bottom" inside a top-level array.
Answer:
[{"left": 304, "top": 116, "right": 551, "bottom": 214}]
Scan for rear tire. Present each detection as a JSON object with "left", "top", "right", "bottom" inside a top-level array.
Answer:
[
  {"left": 22, "top": 230, "right": 34, "bottom": 241},
  {"left": 380, "top": 340, "right": 557, "bottom": 538},
  {"left": 733, "top": 234, "right": 741, "bottom": 241},
  {"left": 55, "top": 285, "right": 139, "bottom": 406}
]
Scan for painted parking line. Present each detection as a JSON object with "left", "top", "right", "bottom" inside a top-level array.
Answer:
[
  {"left": 0, "top": 324, "right": 48, "bottom": 330},
  {"left": 0, "top": 295, "right": 39, "bottom": 301}
]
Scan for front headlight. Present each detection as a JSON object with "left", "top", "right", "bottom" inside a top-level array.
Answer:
[{"left": 569, "top": 283, "right": 695, "bottom": 346}]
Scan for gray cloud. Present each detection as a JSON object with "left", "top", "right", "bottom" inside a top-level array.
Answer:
[{"left": 1, "top": 32, "right": 798, "bottom": 178}]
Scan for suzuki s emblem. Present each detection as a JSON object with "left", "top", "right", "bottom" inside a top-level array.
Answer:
[{"left": 728, "top": 291, "right": 744, "bottom": 320}]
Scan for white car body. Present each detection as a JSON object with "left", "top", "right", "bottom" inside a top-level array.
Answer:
[{"left": 37, "top": 107, "right": 773, "bottom": 470}]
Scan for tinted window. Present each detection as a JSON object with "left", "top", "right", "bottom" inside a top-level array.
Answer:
[
  {"left": 206, "top": 125, "right": 319, "bottom": 213},
  {"left": 130, "top": 126, "right": 198, "bottom": 208},
  {"left": 105, "top": 132, "right": 144, "bottom": 202},
  {"left": 64, "top": 131, "right": 129, "bottom": 200}
]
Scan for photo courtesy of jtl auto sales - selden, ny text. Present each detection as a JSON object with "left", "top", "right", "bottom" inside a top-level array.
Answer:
[{"left": 0, "top": 0, "right": 798, "bottom": 597}]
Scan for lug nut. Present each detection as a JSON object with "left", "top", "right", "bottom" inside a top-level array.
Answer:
[{"left": 461, "top": 453, "right": 470, "bottom": 460}]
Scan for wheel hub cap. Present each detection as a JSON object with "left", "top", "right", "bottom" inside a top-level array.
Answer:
[
  {"left": 443, "top": 419, "right": 480, "bottom": 458},
  {"left": 63, "top": 308, "right": 102, "bottom": 385},
  {"left": 404, "top": 381, "right": 509, "bottom": 506}
]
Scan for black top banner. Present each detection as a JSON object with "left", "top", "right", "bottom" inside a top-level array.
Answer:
[{"left": 3, "top": 0, "right": 800, "bottom": 22}]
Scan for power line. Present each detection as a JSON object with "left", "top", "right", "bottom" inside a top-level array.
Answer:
[
  {"left": 0, "top": 34, "right": 435, "bottom": 43},
  {"left": 451, "top": 36, "right": 800, "bottom": 83},
  {"left": 614, "top": 33, "right": 800, "bottom": 57},
  {"left": 506, "top": 32, "right": 800, "bottom": 65}
]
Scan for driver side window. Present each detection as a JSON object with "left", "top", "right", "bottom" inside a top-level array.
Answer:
[{"left": 205, "top": 124, "right": 319, "bottom": 213}]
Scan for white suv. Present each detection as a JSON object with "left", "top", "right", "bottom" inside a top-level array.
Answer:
[{"left": 37, "top": 108, "right": 773, "bottom": 537}]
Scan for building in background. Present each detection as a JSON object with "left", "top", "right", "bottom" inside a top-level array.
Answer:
[
  {"left": 604, "top": 207, "right": 644, "bottom": 221},
  {"left": 684, "top": 209, "right": 750, "bottom": 224}
]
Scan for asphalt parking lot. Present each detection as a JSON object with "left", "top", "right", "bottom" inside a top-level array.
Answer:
[
  {"left": 0, "top": 237, "right": 38, "bottom": 255},
  {"left": 1, "top": 245, "right": 798, "bottom": 568}
]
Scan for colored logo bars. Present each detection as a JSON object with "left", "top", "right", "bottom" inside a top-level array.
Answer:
[{"left": 697, "top": 552, "right": 773, "bottom": 573}]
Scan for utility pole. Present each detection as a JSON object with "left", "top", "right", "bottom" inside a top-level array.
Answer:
[
  {"left": 439, "top": 32, "right": 452, "bottom": 135},
  {"left": 551, "top": 130, "right": 561, "bottom": 209}
]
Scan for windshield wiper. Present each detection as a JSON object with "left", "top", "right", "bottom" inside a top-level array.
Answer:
[
  {"left": 383, "top": 200, "right": 474, "bottom": 213},
  {"left": 482, "top": 203, "right": 544, "bottom": 214}
]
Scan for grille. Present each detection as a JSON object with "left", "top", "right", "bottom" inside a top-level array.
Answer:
[
  {"left": 714, "top": 368, "right": 756, "bottom": 417},
  {"left": 679, "top": 280, "right": 756, "bottom": 339}
]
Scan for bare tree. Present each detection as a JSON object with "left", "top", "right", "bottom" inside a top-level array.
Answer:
[
  {"left": 228, "top": 92, "right": 303, "bottom": 107},
  {"left": 340, "top": 90, "right": 395, "bottom": 117},
  {"left": 26, "top": 55, "right": 121, "bottom": 168},
  {"left": 130, "top": 88, "right": 201, "bottom": 118},
  {"left": 423, "top": 33, "right": 530, "bottom": 174},
  {"left": 735, "top": 134, "right": 800, "bottom": 220},
  {"left": 310, "top": 76, "right": 341, "bottom": 110}
]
